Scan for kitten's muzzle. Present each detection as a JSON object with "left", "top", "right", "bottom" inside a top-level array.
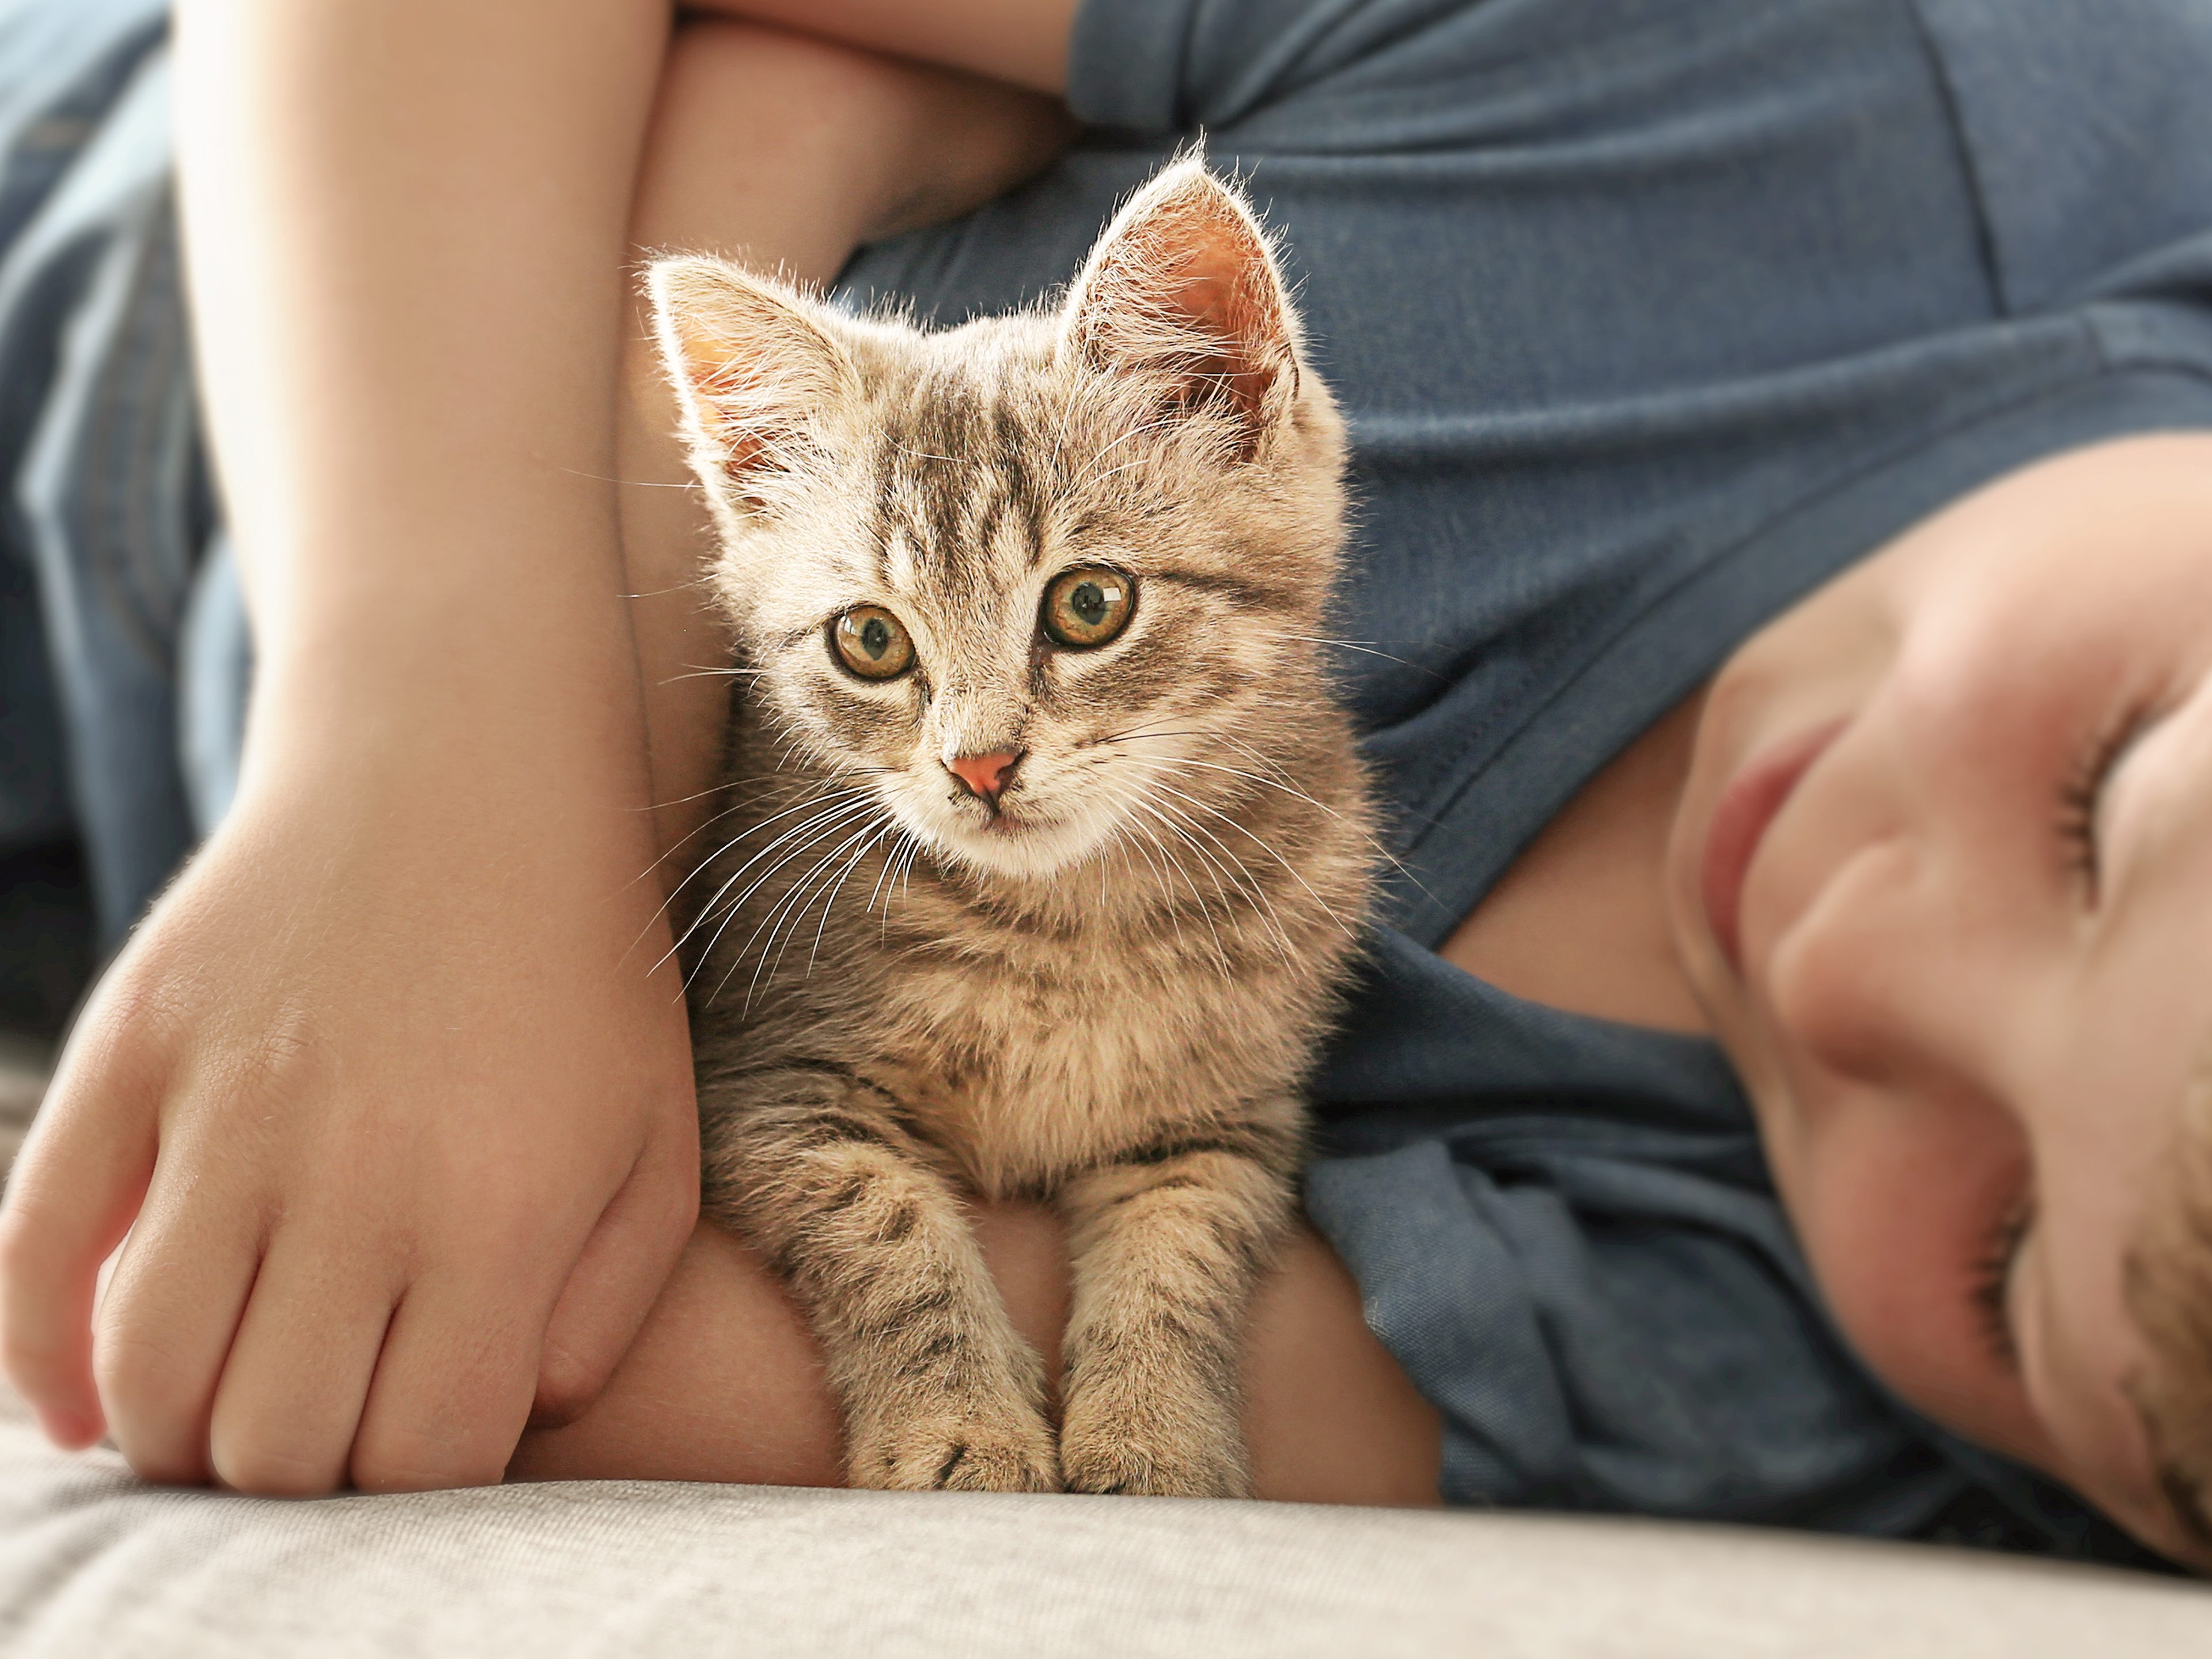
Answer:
[{"left": 945, "top": 749, "right": 1024, "bottom": 808}]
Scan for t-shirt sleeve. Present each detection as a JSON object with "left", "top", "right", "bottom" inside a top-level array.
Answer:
[{"left": 1067, "top": 0, "right": 1493, "bottom": 137}]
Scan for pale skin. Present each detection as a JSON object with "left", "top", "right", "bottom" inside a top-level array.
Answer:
[{"left": 2, "top": 0, "right": 2207, "bottom": 1560}]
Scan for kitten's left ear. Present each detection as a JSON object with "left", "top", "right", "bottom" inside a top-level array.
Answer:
[
  {"left": 649, "top": 255, "right": 856, "bottom": 512},
  {"left": 1062, "top": 160, "right": 1300, "bottom": 464}
]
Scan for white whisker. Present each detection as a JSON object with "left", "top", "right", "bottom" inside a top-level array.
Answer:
[
  {"left": 664, "top": 786, "right": 878, "bottom": 933},
  {"left": 676, "top": 796, "right": 886, "bottom": 980},
  {"left": 1124, "top": 798, "right": 1236, "bottom": 974},
  {"left": 560, "top": 465, "right": 702, "bottom": 496},
  {"left": 658, "top": 665, "right": 768, "bottom": 685},
  {"left": 1142, "top": 774, "right": 1357, "bottom": 945},
  {"left": 1144, "top": 791, "right": 1300, "bottom": 962},
  {"left": 684, "top": 816, "right": 881, "bottom": 999},
  {"left": 1089, "top": 775, "right": 1192, "bottom": 959},
  {"left": 804, "top": 821, "right": 898, "bottom": 976},
  {"left": 740, "top": 821, "right": 881, "bottom": 1006},
  {"left": 628, "top": 781, "right": 876, "bottom": 968},
  {"left": 1109, "top": 749, "right": 1430, "bottom": 902},
  {"left": 865, "top": 827, "right": 915, "bottom": 922},
  {"left": 1276, "top": 634, "right": 1442, "bottom": 676},
  {"left": 706, "top": 812, "right": 887, "bottom": 1010}
]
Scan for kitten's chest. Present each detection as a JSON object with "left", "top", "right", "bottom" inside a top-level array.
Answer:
[{"left": 869, "top": 923, "right": 1307, "bottom": 1194}]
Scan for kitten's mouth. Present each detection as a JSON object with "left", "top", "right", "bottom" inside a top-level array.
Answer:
[
  {"left": 949, "top": 790, "right": 1039, "bottom": 835},
  {"left": 927, "top": 791, "right": 1116, "bottom": 879},
  {"left": 964, "top": 800, "right": 1066, "bottom": 843}
]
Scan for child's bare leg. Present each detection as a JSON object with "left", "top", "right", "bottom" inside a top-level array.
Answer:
[
  {"left": 518, "top": 21, "right": 1441, "bottom": 1505},
  {"left": 510, "top": 1209, "right": 1445, "bottom": 1506}
]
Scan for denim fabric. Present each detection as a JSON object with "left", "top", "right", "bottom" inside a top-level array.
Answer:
[
  {"left": 0, "top": 0, "right": 166, "bottom": 861},
  {"left": 5, "top": 0, "right": 2209, "bottom": 1565},
  {"left": 0, "top": 2, "right": 238, "bottom": 945}
]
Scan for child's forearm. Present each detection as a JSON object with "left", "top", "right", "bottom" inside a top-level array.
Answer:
[
  {"left": 0, "top": 0, "right": 1085, "bottom": 1498},
  {"left": 177, "top": 0, "right": 666, "bottom": 785},
  {"left": 0, "top": 1, "right": 1078, "bottom": 1497}
]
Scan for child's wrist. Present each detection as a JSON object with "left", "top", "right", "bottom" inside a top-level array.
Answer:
[{"left": 236, "top": 651, "right": 657, "bottom": 836}]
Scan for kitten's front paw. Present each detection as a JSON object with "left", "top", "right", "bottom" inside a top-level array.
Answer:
[
  {"left": 849, "top": 1399, "right": 1060, "bottom": 1494},
  {"left": 1059, "top": 1385, "right": 1249, "bottom": 1499}
]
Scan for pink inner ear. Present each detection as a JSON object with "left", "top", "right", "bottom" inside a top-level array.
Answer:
[
  {"left": 1165, "top": 266, "right": 1283, "bottom": 446},
  {"left": 677, "top": 335, "right": 802, "bottom": 493}
]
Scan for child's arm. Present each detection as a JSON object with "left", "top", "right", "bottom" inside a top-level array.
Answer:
[
  {"left": 691, "top": 0, "right": 1075, "bottom": 94},
  {"left": 0, "top": 0, "right": 700, "bottom": 1495},
  {"left": 0, "top": 0, "right": 1058, "bottom": 1498}
]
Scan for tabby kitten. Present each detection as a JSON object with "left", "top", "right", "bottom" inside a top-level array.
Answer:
[{"left": 650, "top": 161, "right": 1374, "bottom": 1498}]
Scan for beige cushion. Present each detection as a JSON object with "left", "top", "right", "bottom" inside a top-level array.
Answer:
[{"left": 0, "top": 1384, "right": 2203, "bottom": 1658}]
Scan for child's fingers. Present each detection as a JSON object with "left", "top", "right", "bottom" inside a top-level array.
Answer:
[
  {"left": 529, "top": 1126, "right": 701, "bottom": 1429},
  {"left": 92, "top": 1165, "right": 267, "bottom": 1486},
  {"left": 346, "top": 1259, "right": 551, "bottom": 1494},
  {"left": 203, "top": 1229, "right": 396, "bottom": 1495},
  {"left": 0, "top": 1071, "right": 161, "bottom": 1449}
]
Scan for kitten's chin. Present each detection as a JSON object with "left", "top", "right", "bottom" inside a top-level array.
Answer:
[{"left": 926, "top": 809, "right": 1115, "bottom": 884}]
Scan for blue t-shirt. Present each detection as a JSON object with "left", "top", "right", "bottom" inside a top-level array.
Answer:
[{"left": 835, "top": 0, "right": 2212, "bottom": 1558}]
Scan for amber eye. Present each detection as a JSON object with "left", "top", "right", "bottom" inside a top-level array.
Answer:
[
  {"left": 1041, "top": 567, "right": 1135, "bottom": 649},
  {"left": 831, "top": 606, "right": 915, "bottom": 680}
]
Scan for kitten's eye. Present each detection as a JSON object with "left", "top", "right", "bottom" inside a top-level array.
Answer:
[
  {"left": 1042, "top": 567, "right": 1135, "bottom": 649},
  {"left": 831, "top": 606, "right": 915, "bottom": 680}
]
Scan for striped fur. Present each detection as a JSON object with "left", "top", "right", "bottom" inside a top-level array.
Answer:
[{"left": 651, "top": 161, "right": 1376, "bottom": 1497}]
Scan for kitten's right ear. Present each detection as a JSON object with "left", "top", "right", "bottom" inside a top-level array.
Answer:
[
  {"left": 648, "top": 256, "right": 854, "bottom": 510},
  {"left": 1061, "top": 159, "right": 1301, "bottom": 465}
]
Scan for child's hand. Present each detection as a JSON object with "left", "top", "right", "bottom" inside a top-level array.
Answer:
[{"left": 0, "top": 741, "right": 699, "bottom": 1494}]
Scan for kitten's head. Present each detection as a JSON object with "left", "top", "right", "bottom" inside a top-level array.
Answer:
[{"left": 650, "top": 161, "right": 1349, "bottom": 884}]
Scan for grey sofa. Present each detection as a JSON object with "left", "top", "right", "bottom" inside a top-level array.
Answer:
[{"left": 0, "top": 1383, "right": 2206, "bottom": 1657}]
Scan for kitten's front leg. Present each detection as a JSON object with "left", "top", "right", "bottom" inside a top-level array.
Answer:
[
  {"left": 703, "top": 1068, "right": 1059, "bottom": 1493},
  {"left": 1056, "top": 1118, "right": 1302, "bottom": 1499}
]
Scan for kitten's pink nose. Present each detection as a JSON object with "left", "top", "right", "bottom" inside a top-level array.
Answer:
[{"left": 946, "top": 749, "right": 1022, "bottom": 803}]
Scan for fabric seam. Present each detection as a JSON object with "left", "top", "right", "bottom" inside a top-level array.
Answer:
[{"left": 1900, "top": 0, "right": 2009, "bottom": 319}]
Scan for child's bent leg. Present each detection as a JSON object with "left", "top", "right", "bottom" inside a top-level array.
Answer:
[{"left": 507, "top": 1211, "right": 1445, "bottom": 1506}]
